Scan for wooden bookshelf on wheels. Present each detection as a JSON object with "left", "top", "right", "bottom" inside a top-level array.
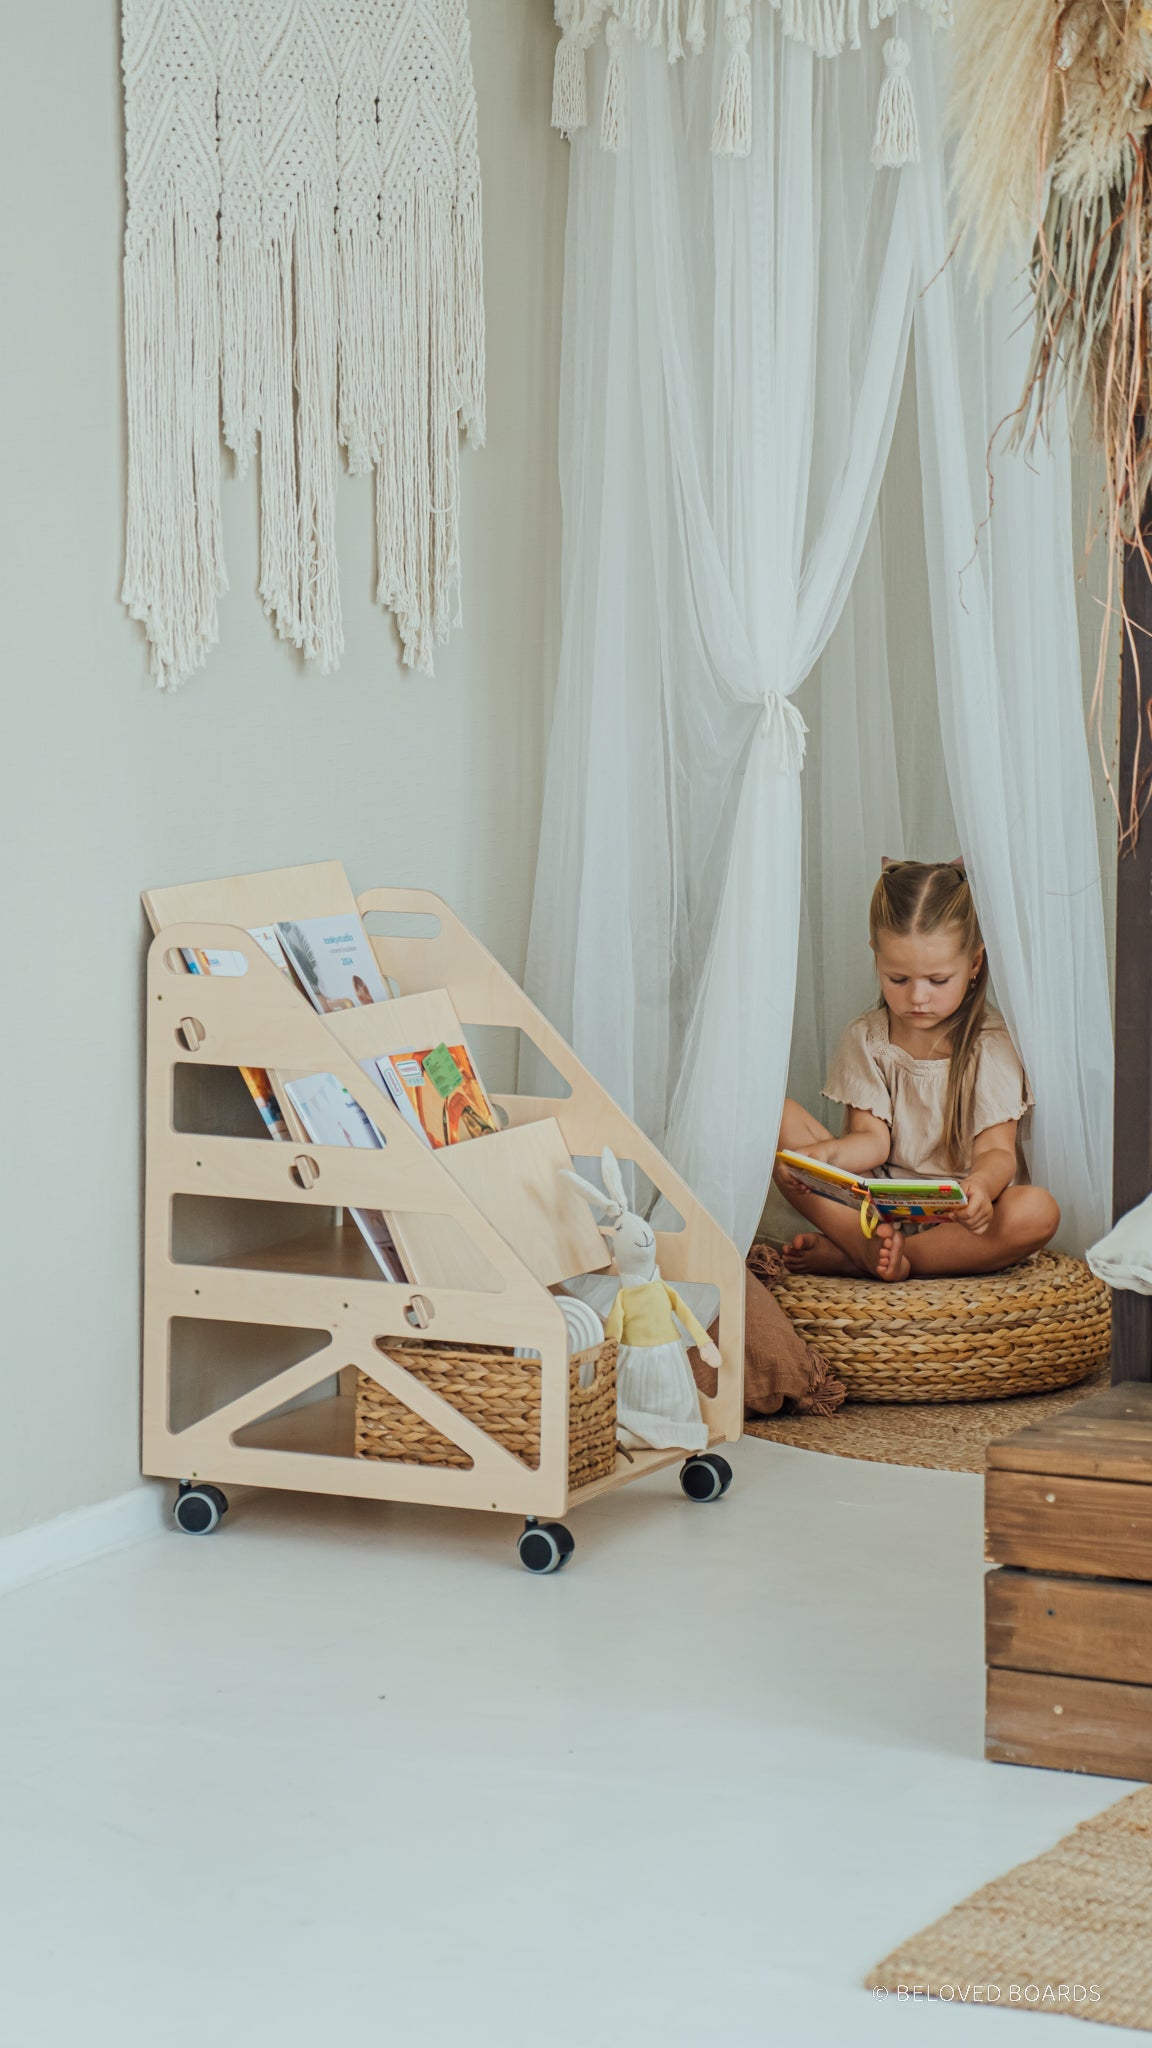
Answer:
[{"left": 141, "top": 863, "right": 745, "bottom": 1571}]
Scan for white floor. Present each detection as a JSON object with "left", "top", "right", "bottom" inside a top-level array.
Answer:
[{"left": 0, "top": 1440, "right": 1143, "bottom": 2048}]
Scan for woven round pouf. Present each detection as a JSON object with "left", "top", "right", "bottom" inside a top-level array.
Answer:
[{"left": 772, "top": 1252, "right": 1110, "bottom": 1404}]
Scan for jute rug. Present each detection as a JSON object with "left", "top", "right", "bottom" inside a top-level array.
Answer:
[
  {"left": 744, "top": 1369, "right": 1110, "bottom": 1474},
  {"left": 866, "top": 1788, "right": 1152, "bottom": 2031}
]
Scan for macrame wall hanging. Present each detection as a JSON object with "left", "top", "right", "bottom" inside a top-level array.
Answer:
[
  {"left": 551, "top": 0, "right": 950, "bottom": 166},
  {"left": 122, "top": 1, "right": 485, "bottom": 688}
]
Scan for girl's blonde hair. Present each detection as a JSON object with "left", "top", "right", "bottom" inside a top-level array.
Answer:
[{"left": 869, "top": 860, "right": 988, "bottom": 1172}]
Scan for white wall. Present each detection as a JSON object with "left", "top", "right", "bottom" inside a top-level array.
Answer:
[{"left": 0, "top": 3, "right": 567, "bottom": 1537}]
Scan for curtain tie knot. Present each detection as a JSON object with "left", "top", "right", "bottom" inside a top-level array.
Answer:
[{"left": 760, "top": 691, "right": 808, "bottom": 772}]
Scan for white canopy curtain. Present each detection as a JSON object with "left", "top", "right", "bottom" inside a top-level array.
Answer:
[{"left": 526, "top": 9, "right": 1113, "bottom": 1255}]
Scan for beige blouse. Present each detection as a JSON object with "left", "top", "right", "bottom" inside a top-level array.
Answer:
[{"left": 823, "top": 1008, "right": 1034, "bottom": 1179}]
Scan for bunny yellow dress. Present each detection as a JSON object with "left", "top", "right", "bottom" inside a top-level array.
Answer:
[{"left": 604, "top": 1279, "right": 711, "bottom": 1452}]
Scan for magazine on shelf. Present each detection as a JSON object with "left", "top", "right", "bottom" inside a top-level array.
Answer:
[
  {"left": 281, "top": 1071, "right": 404, "bottom": 1282},
  {"left": 182, "top": 924, "right": 289, "bottom": 979},
  {"left": 775, "top": 1150, "right": 968, "bottom": 1222},
  {"left": 183, "top": 930, "right": 292, "bottom": 1136},
  {"left": 180, "top": 920, "right": 406, "bottom": 1281},
  {"left": 375, "top": 1040, "right": 498, "bottom": 1150},
  {"left": 275, "top": 914, "right": 390, "bottom": 1014}
]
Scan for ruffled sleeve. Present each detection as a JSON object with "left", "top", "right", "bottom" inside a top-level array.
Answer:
[
  {"left": 823, "top": 1015, "right": 893, "bottom": 1124},
  {"left": 972, "top": 1022, "right": 1034, "bottom": 1136}
]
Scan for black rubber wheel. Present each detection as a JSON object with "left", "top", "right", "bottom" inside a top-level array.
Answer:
[
  {"left": 173, "top": 1484, "right": 227, "bottom": 1534},
  {"left": 518, "top": 1520, "right": 575, "bottom": 1574},
  {"left": 679, "top": 1454, "right": 733, "bottom": 1503}
]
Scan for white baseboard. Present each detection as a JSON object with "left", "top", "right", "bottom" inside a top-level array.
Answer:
[{"left": 0, "top": 1483, "right": 169, "bottom": 1599}]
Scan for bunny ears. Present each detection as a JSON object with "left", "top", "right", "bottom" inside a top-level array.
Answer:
[{"left": 560, "top": 1146, "right": 629, "bottom": 1232}]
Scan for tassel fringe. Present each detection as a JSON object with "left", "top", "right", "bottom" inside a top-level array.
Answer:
[
  {"left": 872, "top": 34, "right": 919, "bottom": 166},
  {"left": 552, "top": 29, "right": 589, "bottom": 134},
  {"left": 713, "top": 3, "right": 752, "bottom": 155},
  {"left": 600, "top": 16, "right": 629, "bottom": 150},
  {"left": 549, "top": 0, "right": 941, "bottom": 173}
]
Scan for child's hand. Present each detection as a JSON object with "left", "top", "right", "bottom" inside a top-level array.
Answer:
[
  {"left": 698, "top": 1339, "right": 722, "bottom": 1371},
  {"left": 958, "top": 1177, "right": 994, "bottom": 1234}
]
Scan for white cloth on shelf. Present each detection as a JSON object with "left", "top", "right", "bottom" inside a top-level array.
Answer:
[
  {"left": 514, "top": 1294, "right": 606, "bottom": 1387},
  {"left": 1087, "top": 1198, "right": 1152, "bottom": 1296}
]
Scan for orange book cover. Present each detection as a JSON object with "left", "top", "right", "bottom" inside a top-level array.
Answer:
[{"left": 377, "top": 1042, "right": 498, "bottom": 1149}]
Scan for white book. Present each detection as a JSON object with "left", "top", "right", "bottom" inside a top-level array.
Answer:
[
  {"left": 182, "top": 924, "right": 290, "bottom": 979},
  {"left": 275, "top": 914, "right": 390, "bottom": 1014},
  {"left": 284, "top": 1072, "right": 404, "bottom": 1283}
]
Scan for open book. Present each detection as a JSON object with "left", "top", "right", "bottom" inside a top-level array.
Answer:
[{"left": 776, "top": 1150, "right": 967, "bottom": 1222}]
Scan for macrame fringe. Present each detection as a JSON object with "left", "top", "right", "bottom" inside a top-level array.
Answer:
[
  {"left": 713, "top": 2, "right": 752, "bottom": 155},
  {"left": 685, "top": 0, "right": 708, "bottom": 53},
  {"left": 872, "top": 35, "right": 919, "bottom": 166},
  {"left": 601, "top": 16, "right": 629, "bottom": 150},
  {"left": 551, "top": 0, "right": 944, "bottom": 75},
  {"left": 376, "top": 184, "right": 476, "bottom": 672},
  {"left": 453, "top": 172, "right": 487, "bottom": 452},
  {"left": 552, "top": 29, "right": 589, "bottom": 134},
  {"left": 123, "top": 0, "right": 485, "bottom": 686},
  {"left": 260, "top": 197, "right": 343, "bottom": 673},
  {"left": 220, "top": 233, "right": 270, "bottom": 479},
  {"left": 122, "top": 209, "right": 226, "bottom": 689}
]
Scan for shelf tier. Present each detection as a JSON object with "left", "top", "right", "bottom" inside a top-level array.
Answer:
[
  {"left": 211, "top": 1222, "right": 384, "bottom": 1283},
  {"left": 232, "top": 1391, "right": 727, "bottom": 1507}
]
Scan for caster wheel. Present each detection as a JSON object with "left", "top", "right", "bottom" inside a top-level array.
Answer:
[
  {"left": 518, "top": 1519, "right": 575, "bottom": 1574},
  {"left": 173, "top": 1484, "right": 228, "bottom": 1534},
  {"left": 679, "top": 1454, "right": 733, "bottom": 1503}
]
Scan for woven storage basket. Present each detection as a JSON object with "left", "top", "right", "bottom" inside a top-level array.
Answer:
[
  {"left": 772, "top": 1252, "right": 1109, "bottom": 1405},
  {"left": 354, "top": 1338, "right": 618, "bottom": 1488}
]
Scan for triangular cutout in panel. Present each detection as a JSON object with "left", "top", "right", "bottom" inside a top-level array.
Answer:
[{"left": 168, "top": 1318, "right": 333, "bottom": 1434}]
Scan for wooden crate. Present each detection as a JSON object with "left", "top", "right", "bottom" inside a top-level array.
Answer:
[
  {"left": 984, "top": 1382, "right": 1152, "bottom": 1779},
  {"left": 140, "top": 863, "right": 745, "bottom": 1547}
]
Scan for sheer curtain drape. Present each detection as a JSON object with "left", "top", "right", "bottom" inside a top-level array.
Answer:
[{"left": 528, "top": 13, "right": 1113, "bottom": 1254}]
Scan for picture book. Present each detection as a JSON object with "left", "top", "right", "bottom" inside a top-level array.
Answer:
[
  {"left": 275, "top": 915, "right": 390, "bottom": 1014},
  {"left": 375, "top": 1041, "right": 498, "bottom": 1150},
  {"left": 238, "top": 1065, "right": 290, "bottom": 1141},
  {"left": 179, "top": 929, "right": 404, "bottom": 1279},
  {"left": 775, "top": 1150, "right": 968, "bottom": 1222},
  {"left": 183, "top": 931, "right": 292, "bottom": 1136},
  {"left": 284, "top": 1071, "right": 404, "bottom": 1282},
  {"left": 182, "top": 924, "right": 290, "bottom": 979}
]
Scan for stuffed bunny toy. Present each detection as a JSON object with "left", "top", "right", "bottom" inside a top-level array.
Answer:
[{"left": 561, "top": 1147, "right": 720, "bottom": 1452}]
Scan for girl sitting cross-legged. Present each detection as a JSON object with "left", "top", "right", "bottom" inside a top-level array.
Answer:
[{"left": 776, "top": 859, "right": 1060, "bottom": 1284}]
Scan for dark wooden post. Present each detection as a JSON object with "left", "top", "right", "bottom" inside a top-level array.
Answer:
[{"left": 1111, "top": 535, "right": 1152, "bottom": 1382}]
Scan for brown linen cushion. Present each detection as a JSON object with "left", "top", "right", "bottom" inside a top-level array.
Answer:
[{"left": 688, "top": 1247, "right": 845, "bottom": 1420}]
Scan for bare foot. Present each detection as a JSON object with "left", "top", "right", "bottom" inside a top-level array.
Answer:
[
  {"left": 860, "top": 1220, "right": 911, "bottom": 1283},
  {"left": 782, "top": 1233, "right": 857, "bottom": 1277}
]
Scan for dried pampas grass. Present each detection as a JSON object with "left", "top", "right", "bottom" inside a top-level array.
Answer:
[
  {"left": 948, "top": 0, "right": 1057, "bottom": 287},
  {"left": 950, "top": 1, "right": 1152, "bottom": 841}
]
